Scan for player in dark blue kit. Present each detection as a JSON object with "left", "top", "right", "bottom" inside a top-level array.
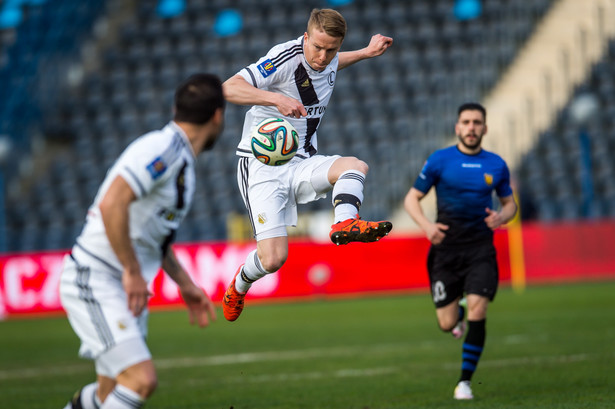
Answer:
[{"left": 404, "top": 102, "right": 517, "bottom": 400}]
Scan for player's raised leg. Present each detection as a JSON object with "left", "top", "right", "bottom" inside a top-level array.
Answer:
[{"left": 328, "top": 157, "right": 392, "bottom": 245}]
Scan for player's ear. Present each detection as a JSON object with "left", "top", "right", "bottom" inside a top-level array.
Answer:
[{"left": 213, "top": 107, "right": 224, "bottom": 126}]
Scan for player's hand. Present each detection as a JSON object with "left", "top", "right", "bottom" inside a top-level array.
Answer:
[
  {"left": 275, "top": 94, "right": 307, "bottom": 119},
  {"left": 180, "top": 284, "right": 217, "bottom": 328},
  {"left": 484, "top": 207, "right": 503, "bottom": 230},
  {"left": 122, "top": 267, "right": 151, "bottom": 317},
  {"left": 365, "top": 34, "right": 393, "bottom": 58},
  {"left": 426, "top": 222, "right": 449, "bottom": 245}
]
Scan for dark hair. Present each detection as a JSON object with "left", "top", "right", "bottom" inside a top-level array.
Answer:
[
  {"left": 174, "top": 73, "right": 225, "bottom": 124},
  {"left": 457, "top": 102, "right": 486, "bottom": 121}
]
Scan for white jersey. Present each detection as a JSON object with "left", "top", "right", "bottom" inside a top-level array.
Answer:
[
  {"left": 236, "top": 36, "right": 338, "bottom": 159},
  {"left": 73, "top": 122, "right": 196, "bottom": 282}
]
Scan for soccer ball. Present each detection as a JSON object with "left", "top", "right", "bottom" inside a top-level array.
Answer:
[{"left": 250, "top": 117, "right": 299, "bottom": 166}]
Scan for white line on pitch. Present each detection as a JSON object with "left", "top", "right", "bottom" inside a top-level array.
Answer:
[{"left": 0, "top": 344, "right": 608, "bottom": 381}]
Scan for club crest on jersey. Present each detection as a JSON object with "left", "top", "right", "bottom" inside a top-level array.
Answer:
[
  {"left": 257, "top": 59, "right": 276, "bottom": 78},
  {"left": 484, "top": 173, "right": 494, "bottom": 186},
  {"left": 147, "top": 157, "right": 167, "bottom": 180}
]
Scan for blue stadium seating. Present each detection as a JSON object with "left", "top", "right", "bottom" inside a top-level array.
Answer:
[
  {"left": 1, "top": 0, "right": 577, "bottom": 252},
  {"left": 517, "top": 41, "right": 615, "bottom": 221}
]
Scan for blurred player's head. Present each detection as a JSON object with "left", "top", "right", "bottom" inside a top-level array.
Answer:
[
  {"left": 458, "top": 102, "right": 486, "bottom": 122},
  {"left": 304, "top": 9, "right": 346, "bottom": 71},
  {"left": 455, "top": 102, "right": 487, "bottom": 151},
  {"left": 174, "top": 73, "right": 225, "bottom": 151},
  {"left": 174, "top": 73, "right": 224, "bottom": 124}
]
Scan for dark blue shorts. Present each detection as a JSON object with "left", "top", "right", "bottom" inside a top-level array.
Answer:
[{"left": 426, "top": 241, "right": 499, "bottom": 308}]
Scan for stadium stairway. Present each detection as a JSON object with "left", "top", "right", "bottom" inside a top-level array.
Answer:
[{"left": 482, "top": 0, "right": 615, "bottom": 168}]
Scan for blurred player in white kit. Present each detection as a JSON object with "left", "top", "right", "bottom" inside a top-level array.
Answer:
[{"left": 60, "top": 73, "right": 224, "bottom": 409}]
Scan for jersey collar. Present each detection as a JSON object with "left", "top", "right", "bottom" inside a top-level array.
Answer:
[
  {"left": 168, "top": 121, "right": 196, "bottom": 159},
  {"left": 455, "top": 144, "right": 482, "bottom": 156}
]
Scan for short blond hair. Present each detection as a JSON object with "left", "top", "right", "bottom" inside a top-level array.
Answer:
[{"left": 307, "top": 8, "right": 346, "bottom": 39}]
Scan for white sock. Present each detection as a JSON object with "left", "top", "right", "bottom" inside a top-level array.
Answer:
[
  {"left": 234, "top": 250, "right": 271, "bottom": 294},
  {"left": 332, "top": 170, "right": 365, "bottom": 223},
  {"left": 100, "top": 384, "right": 144, "bottom": 409},
  {"left": 71, "top": 382, "right": 100, "bottom": 409}
]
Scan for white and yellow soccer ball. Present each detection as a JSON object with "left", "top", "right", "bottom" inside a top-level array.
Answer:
[{"left": 250, "top": 117, "right": 299, "bottom": 166}]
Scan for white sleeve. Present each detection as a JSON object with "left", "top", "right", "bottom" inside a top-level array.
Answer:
[
  {"left": 116, "top": 134, "right": 175, "bottom": 199},
  {"left": 238, "top": 41, "right": 298, "bottom": 90}
]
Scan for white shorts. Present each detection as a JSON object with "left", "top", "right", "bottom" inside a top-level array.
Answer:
[
  {"left": 59, "top": 254, "right": 152, "bottom": 377},
  {"left": 237, "top": 154, "right": 339, "bottom": 240}
]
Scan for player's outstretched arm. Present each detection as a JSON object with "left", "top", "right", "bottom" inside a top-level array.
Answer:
[
  {"left": 338, "top": 34, "right": 393, "bottom": 70},
  {"left": 223, "top": 75, "right": 307, "bottom": 118},
  {"left": 162, "top": 249, "right": 217, "bottom": 327}
]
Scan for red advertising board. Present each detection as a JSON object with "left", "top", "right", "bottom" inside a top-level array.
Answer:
[
  {"left": 521, "top": 221, "right": 615, "bottom": 282},
  {"left": 1, "top": 220, "right": 614, "bottom": 319},
  {"left": 0, "top": 233, "right": 508, "bottom": 318}
]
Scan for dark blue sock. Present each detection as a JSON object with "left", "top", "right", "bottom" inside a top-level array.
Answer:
[
  {"left": 457, "top": 305, "right": 465, "bottom": 323},
  {"left": 460, "top": 319, "right": 486, "bottom": 382}
]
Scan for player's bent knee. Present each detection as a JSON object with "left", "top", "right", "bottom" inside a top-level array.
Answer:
[
  {"left": 259, "top": 253, "right": 286, "bottom": 273},
  {"left": 140, "top": 373, "right": 158, "bottom": 398},
  {"left": 439, "top": 323, "right": 456, "bottom": 333},
  {"left": 124, "top": 371, "right": 157, "bottom": 399},
  {"left": 117, "top": 360, "right": 158, "bottom": 399},
  {"left": 437, "top": 317, "right": 458, "bottom": 333},
  {"left": 348, "top": 157, "right": 368, "bottom": 174},
  {"left": 358, "top": 160, "right": 369, "bottom": 175},
  {"left": 335, "top": 156, "right": 368, "bottom": 175}
]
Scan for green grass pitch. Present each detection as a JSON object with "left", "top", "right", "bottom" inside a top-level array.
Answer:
[{"left": 1, "top": 281, "right": 614, "bottom": 408}]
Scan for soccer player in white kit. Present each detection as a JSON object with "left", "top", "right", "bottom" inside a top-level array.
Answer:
[
  {"left": 60, "top": 73, "right": 224, "bottom": 409},
  {"left": 222, "top": 9, "right": 394, "bottom": 321}
]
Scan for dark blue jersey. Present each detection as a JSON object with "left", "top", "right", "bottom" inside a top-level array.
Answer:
[{"left": 413, "top": 145, "right": 513, "bottom": 246}]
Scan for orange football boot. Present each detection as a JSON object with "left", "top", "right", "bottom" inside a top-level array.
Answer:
[
  {"left": 223, "top": 266, "right": 246, "bottom": 321},
  {"left": 329, "top": 216, "right": 392, "bottom": 245}
]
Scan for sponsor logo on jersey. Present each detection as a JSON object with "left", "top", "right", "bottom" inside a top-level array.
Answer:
[
  {"left": 257, "top": 59, "right": 277, "bottom": 78},
  {"left": 305, "top": 105, "right": 327, "bottom": 116},
  {"left": 301, "top": 78, "right": 310, "bottom": 87},
  {"left": 147, "top": 157, "right": 167, "bottom": 179},
  {"left": 484, "top": 173, "right": 494, "bottom": 186}
]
